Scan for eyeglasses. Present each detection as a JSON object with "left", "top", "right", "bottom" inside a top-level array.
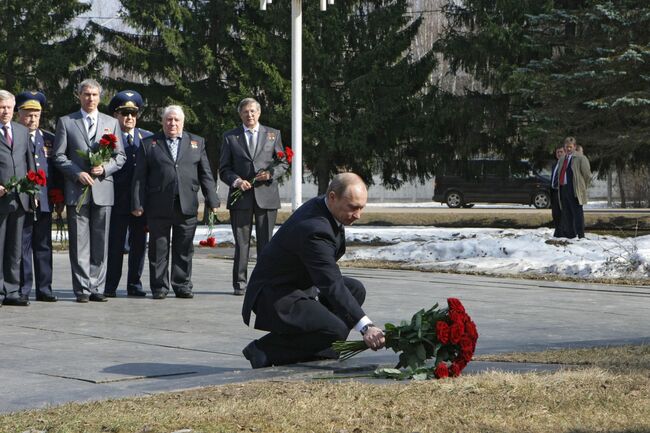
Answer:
[{"left": 119, "top": 110, "right": 138, "bottom": 117}]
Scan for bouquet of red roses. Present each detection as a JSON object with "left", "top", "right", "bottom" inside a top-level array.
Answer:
[
  {"left": 75, "top": 133, "right": 118, "bottom": 212},
  {"left": 332, "top": 298, "right": 478, "bottom": 380},
  {"left": 4, "top": 169, "right": 47, "bottom": 195},
  {"left": 199, "top": 211, "right": 217, "bottom": 247},
  {"left": 229, "top": 146, "right": 293, "bottom": 206}
]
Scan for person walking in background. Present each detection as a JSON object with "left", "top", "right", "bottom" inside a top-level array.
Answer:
[
  {"left": 219, "top": 98, "right": 287, "bottom": 296},
  {"left": 0, "top": 90, "right": 36, "bottom": 307},
  {"left": 104, "top": 90, "right": 152, "bottom": 298},
  {"left": 550, "top": 144, "right": 565, "bottom": 238},
  {"left": 131, "top": 105, "right": 220, "bottom": 300},
  {"left": 555, "top": 136, "right": 591, "bottom": 239},
  {"left": 54, "top": 79, "right": 126, "bottom": 303},
  {"left": 16, "top": 91, "right": 62, "bottom": 303}
]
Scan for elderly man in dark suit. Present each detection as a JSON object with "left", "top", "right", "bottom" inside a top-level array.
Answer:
[
  {"left": 104, "top": 90, "right": 152, "bottom": 298},
  {"left": 220, "top": 98, "right": 287, "bottom": 296},
  {"left": 132, "top": 105, "right": 220, "bottom": 299},
  {"left": 16, "top": 91, "right": 62, "bottom": 303},
  {"left": 555, "top": 136, "right": 591, "bottom": 239},
  {"left": 242, "top": 173, "right": 385, "bottom": 368},
  {"left": 54, "top": 79, "right": 126, "bottom": 303},
  {"left": 0, "top": 90, "right": 36, "bottom": 307}
]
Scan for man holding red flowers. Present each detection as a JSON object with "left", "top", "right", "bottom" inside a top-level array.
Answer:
[
  {"left": 242, "top": 173, "right": 385, "bottom": 368},
  {"left": 15, "top": 91, "right": 63, "bottom": 303},
  {"left": 54, "top": 79, "right": 126, "bottom": 303},
  {"left": 0, "top": 90, "right": 36, "bottom": 307}
]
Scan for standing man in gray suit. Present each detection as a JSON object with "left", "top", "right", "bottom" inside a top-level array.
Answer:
[
  {"left": 54, "top": 79, "right": 126, "bottom": 303},
  {"left": 220, "top": 98, "right": 287, "bottom": 296},
  {"left": 131, "top": 105, "right": 220, "bottom": 299},
  {"left": 0, "top": 90, "right": 35, "bottom": 307}
]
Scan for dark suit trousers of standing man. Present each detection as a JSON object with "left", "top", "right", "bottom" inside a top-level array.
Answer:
[
  {"left": 231, "top": 206, "right": 275, "bottom": 291},
  {"left": 148, "top": 198, "right": 198, "bottom": 294}
]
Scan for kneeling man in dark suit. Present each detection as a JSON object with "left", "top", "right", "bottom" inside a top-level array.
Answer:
[{"left": 242, "top": 173, "right": 385, "bottom": 368}]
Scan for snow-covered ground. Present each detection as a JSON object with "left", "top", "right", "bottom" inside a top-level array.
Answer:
[{"left": 193, "top": 225, "right": 650, "bottom": 281}]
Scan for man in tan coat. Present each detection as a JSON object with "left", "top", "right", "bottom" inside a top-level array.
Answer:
[{"left": 554, "top": 137, "right": 591, "bottom": 238}]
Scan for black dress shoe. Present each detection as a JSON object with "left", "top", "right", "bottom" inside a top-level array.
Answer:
[
  {"left": 175, "top": 290, "right": 194, "bottom": 299},
  {"left": 127, "top": 289, "right": 147, "bottom": 297},
  {"left": 233, "top": 288, "right": 246, "bottom": 296},
  {"left": 103, "top": 291, "right": 117, "bottom": 298},
  {"left": 152, "top": 290, "right": 168, "bottom": 300},
  {"left": 89, "top": 293, "right": 108, "bottom": 302},
  {"left": 76, "top": 294, "right": 89, "bottom": 303},
  {"left": 242, "top": 341, "right": 271, "bottom": 369},
  {"left": 3, "top": 297, "right": 30, "bottom": 306},
  {"left": 35, "top": 292, "right": 58, "bottom": 302}
]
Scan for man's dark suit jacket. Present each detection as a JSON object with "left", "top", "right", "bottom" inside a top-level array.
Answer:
[
  {"left": 131, "top": 131, "right": 219, "bottom": 217},
  {"left": 219, "top": 124, "right": 286, "bottom": 210},
  {"left": 0, "top": 122, "right": 35, "bottom": 213},
  {"left": 242, "top": 196, "right": 366, "bottom": 330}
]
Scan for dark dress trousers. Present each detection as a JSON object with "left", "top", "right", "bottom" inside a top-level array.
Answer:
[
  {"left": 131, "top": 131, "right": 219, "bottom": 296},
  {"left": 0, "top": 122, "right": 35, "bottom": 303},
  {"left": 105, "top": 128, "right": 152, "bottom": 295},
  {"left": 219, "top": 125, "right": 286, "bottom": 292},
  {"left": 559, "top": 157, "right": 584, "bottom": 238},
  {"left": 20, "top": 129, "right": 61, "bottom": 299},
  {"left": 550, "top": 161, "right": 563, "bottom": 238},
  {"left": 242, "top": 196, "right": 367, "bottom": 366}
]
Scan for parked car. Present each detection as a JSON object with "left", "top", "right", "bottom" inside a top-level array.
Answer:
[{"left": 432, "top": 159, "right": 551, "bottom": 208}]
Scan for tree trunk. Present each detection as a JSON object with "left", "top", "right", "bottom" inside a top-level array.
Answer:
[{"left": 617, "top": 166, "right": 627, "bottom": 208}]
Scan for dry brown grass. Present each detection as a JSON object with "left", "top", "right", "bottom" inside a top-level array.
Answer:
[{"left": 2, "top": 347, "right": 650, "bottom": 433}]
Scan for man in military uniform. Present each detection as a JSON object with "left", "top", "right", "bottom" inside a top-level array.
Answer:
[
  {"left": 105, "top": 90, "right": 152, "bottom": 297},
  {"left": 16, "top": 91, "right": 62, "bottom": 302}
]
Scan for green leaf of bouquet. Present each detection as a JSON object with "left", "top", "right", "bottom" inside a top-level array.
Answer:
[
  {"left": 75, "top": 149, "right": 89, "bottom": 160},
  {"left": 416, "top": 344, "right": 427, "bottom": 361},
  {"left": 412, "top": 372, "right": 428, "bottom": 381}
]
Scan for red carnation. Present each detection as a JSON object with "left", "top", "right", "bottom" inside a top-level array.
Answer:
[
  {"left": 285, "top": 146, "right": 294, "bottom": 163},
  {"left": 36, "top": 169, "right": 47, "bottom": 186},
  {"left": 436, "top": 321, "right": 450, "bottom": 344},
  {"left": 449, "top": 362, "right": 462, "bottom": 377},
  {"left": 449, "top": 309, "right": 466, "bottom": 325},
  {"left": 277, "top": 151, "right": 285, "bottom": 159},
  {"left": 27, "top": 170, "right": 38, "bottom": 182},
  {"left": 450, "top": 322, "right": 464, "bottom": 344},
  {"left": 447, "top": 297, "right": 466, "bottom": 313},
  {"left": 434, "top": 363, "right": 449, "bottom": 379},
  {"left": 199, "top": 240, "right": 208, "bottom": 247},
  {"left": 206, "top": 236, "right": 217, "bottom": 247},
  {"left": 465, "top": 320, "right": 479, "bottom": 340}
]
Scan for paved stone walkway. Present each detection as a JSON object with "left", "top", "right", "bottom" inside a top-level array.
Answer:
[{"left": 0, "top": 250, "right": 648, "bottom": 413}]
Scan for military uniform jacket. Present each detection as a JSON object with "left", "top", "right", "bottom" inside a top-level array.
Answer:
[
  {"left": 131, "top": 131, "right": 220, "bottom": 218},
  {"left": 0, "top": 121, "right": 36, "bottom": 214},
  {"left": 113, "top": 128, "right": 152, "bottom": 214}
]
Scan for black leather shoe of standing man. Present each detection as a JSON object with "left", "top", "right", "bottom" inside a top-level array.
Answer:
[
  {"left": 242, "top": 341, "right": 271, "bottom": 369},
  {"left": 36, "top": 292, "right": 58, "bottom": 302},
  {"left": 3, "top": 297, "right": 30, "bottom": 306},
  {"left": 89, "top": 293, "right": 108, "bottom": 302},
  {"left": 127, "top": 289, "right": 147, "bottom": 297}
]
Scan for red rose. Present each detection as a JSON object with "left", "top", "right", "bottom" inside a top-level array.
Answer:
[
  {"left": 206, "top": 236, "right": 217, "bottom": 247},
  {"left": 436, "top": 321, "right": 450, "bottom": 344},
  {"left": 465, "top": 320, "right": 479, "bottom": 340},
  {"left": 36, "top": 169, "right": 47, "bottom": 186},
  {"left": 277, "top": 151, "right": 285, "bottom": 159},
  {"left": 199, "top": 240, "right": 208, "bottom": 247},
  {"left": 27, "top": 170, "right": 38, "bottom": 182},
  {"left": 447, "top": 297, "right": 466, "bottom": 313},
  {"left": 449, "top": 362, "right": 462, "bottom": 377},
  {"left": 99, "top": 137, "right": 111, "bottom": 147},
  {"left": 449, "top": 310, "right": 466, "bottom": 325},
  {"left": 285, "top": 146, "right": 294, "bottom": 163},
  {"left": 450, "top": 322, "right": 464, "bottom": 344},
  {"left": 434, "top": 363, "right": 449, "bottom": 379}
]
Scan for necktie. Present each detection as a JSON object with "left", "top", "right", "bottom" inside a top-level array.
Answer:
[
  {"left": 3, "top": 125, "right": 12, "bottom": 148},
  {"left": 168, "top": 138, "right": 178, "bottom": 161},
  {"left": 127, "top": 133, "right": 134, "bottom": 146},
  {"left": 559, "top": 156, "right": 569, "bottom": 186},
  {"left": 247, "top": 129, "right": 256, "bottom": 156},
  {"left": 87, "top": 116, "right": 96, "bottom": 142}
]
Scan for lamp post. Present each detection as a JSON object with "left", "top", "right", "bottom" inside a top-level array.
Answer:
[{"left": 260, "top": 0, "right": 335, "bottom": 211}]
